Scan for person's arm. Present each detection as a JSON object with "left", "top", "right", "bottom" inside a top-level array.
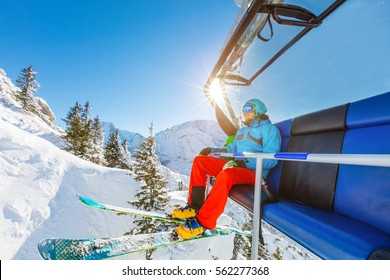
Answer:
[{"left": 262, "top": 125, "right": 281, "bottom": 170}]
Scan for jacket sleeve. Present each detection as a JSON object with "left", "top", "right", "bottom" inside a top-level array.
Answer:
[
  {"left": 262, "top": 125, "right": 282, "bottom": 170},
  {"left": 226, "top": 136, "right": 237, "bottom": 153}
]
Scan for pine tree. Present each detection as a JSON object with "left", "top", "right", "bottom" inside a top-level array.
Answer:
[
  {"left": 62, "top": 101, "right": 104, "bottom": 162},
  {"left": 81, "top": 101, "right": 94, "bottom": 161},
  {"left": 62, "top": 102, "right": 88, "bottom": 157},
  {"left": 104, "top": 129, "right": 123, "bottom": 168},
  {"left": 231, "top": 219, "right": 252, "bottom": 260},
  {"left": 273, "top": 247, "right": 282, "bottom": 260},
  {"left": 81, "top": 101, "right": 92, "bottom": 123},
  {"left": 177, "top": 180, "right": 185, "bottom": 191},
  {"left": 120, "top": 139, "right": 132, "bottom": 170},
  {"left": 232, "top": 215, "right": 270, "bottom": 260},
  {"left": 90, "top": 116, "right": 105, "bottom": 165},
  {"left": 15, "top": 65, "right": 40, "bottom": 113},
  {"left": 127, "top": 123, "right": 170, "bottom": 259}
]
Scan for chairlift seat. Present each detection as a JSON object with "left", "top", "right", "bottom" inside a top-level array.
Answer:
[
  {"left": 229, "top": 91, "right": 390, "bottom": 259},
  {"left": 263, "top": 202, "right": 390, "bottom": 259}
]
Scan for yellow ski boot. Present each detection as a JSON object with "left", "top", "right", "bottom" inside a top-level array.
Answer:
[
  {"left": 175, "top": 217, "right": 205, "bottom": 239},
  {"left": 172, "top": 205, "right": 197, "bottom": 219}
]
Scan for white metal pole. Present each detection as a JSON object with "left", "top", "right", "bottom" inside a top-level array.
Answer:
[{"left": 251, "top": 157, "right": 263, "bottom": 260}]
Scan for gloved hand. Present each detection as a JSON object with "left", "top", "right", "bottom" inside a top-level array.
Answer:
[
  {"left": 222, "top": 160, "right": 238, "bottom": 170},
  {"left": 222, "top": 160, "right": 246, "bottom": 170},
  {"left": 199, "top": 147, "right": 212, "bottom": 156}
]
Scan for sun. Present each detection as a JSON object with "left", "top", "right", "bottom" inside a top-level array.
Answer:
[{"left": 208, "top": 79, "right": 225, "bottom": 104}]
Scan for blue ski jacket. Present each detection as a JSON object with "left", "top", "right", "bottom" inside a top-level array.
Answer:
[{"left": 226, "top": 118, "right": 281, "bottom": 178}]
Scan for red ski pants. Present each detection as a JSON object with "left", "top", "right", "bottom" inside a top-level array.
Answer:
[{"left": 188, "top": 155, "right": 256, "bottom": 229}]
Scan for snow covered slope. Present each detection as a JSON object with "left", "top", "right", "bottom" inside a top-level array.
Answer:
[
  {"left": 0, "top": 101, "right": 236, "bottom": 260},
  {"left": 0, "top": 119, "right": 132, "bottom": 259},
  {"left": 0, "top": 69, "right": 64, "bottom": 147},
  {"left": 0, "top": 68, "right": 234, "bottom": 260},
  {"left": 1, "top": 117, "right": 227, "bottom": 260}
]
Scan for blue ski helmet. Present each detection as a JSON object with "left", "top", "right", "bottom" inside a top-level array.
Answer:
[{"left": 242, "top": 99, "right": 267, "bottom": 117}]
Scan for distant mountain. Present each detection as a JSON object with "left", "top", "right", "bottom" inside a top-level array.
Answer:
[
  {"left": 155, "top": 120, "right": 226, "bottom": 175},
  {"left": 101, "top": 121, "right": 145, "bottom": 151},
  {"left": 102, "top": 120, "right": 227, "bottom": 175}
]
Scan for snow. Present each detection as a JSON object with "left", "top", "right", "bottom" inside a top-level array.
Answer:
[
  {"left": 0, "top": 68, "right": 314, "bottom": 260},
  {"left": 0, "top": 116, "right": 237, "bottom": 260}
]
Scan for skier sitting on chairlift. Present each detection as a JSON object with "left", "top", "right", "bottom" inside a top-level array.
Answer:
[{"left": 173, "top": 99, "right": 282, "bottom": 239}]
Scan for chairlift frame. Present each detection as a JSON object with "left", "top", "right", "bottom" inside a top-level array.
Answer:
[{"left": 204, "top": 0, "right": 347, "bottom": 136}]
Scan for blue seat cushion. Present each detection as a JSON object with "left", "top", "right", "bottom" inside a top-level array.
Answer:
[
  {"left": 335, "top": 124, "right": 390, "bottom": 234},
  {"left": 263, "top": 202, "right": 390, "bottom": 259},
  {"left": 275, "top": 118, "right": 292, "bottom": 138},
  {"left": 346, "top": 91, "right": 390, "bottom": 129},
  {"left": 267, "top": 119, "right": 291, "bottom": 193},
  {"left": 278, "top": 104, "right": 348, "bottom": 210}
]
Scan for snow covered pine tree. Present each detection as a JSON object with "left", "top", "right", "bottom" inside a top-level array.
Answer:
[
  {"left": 127, "top": 123, "right": 170, "bottom": 259},
  {"left": 15, "top": 65, "right": 40, "bottom": 113},
  {"left": 62, "top": 101, "right": 104, "bottom": 163}
]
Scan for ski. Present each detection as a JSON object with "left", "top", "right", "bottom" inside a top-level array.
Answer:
[
  {"left": 78, "top": 194, "right": 251, "bottom": 236},
  {"left": 38, "top": 229, "right": 232, "bottom": 260}
]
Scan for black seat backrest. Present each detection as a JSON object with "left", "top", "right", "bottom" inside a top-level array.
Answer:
[{"left": 278, "top": 104, "right": 349, "bottom": 211}]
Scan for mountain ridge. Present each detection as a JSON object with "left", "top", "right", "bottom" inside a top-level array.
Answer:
[{"left": 103, "top": 119, "right": 226, "bottom": 175}]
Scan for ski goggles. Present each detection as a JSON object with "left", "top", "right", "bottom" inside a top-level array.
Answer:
[{"left": 243, "top": 104, "right": 256, "bottom": 113}]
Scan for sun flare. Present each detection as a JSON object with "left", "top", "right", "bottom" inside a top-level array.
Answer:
[{"left": 209, "top": 79, "right": 225, "bottom": 104}]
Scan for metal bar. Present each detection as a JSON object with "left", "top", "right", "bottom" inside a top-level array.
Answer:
[
  {"left": 248, "top": 0, "right": 347, "bottom": 83},
  {"left": 203, "top": 0, "right": 265, "bottom": 132},
  {"left": 251, "top": 157, "right": 263, "bottom": 260},
  {"left": 214, "top": 152, "right": 390, "bottom": 167},
  {"left": 204, "top": 0, "right": 264, "bottom": 99}
]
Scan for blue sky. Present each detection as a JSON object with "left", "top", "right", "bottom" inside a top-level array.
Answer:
[
  {"left": 1, "top": 1, "right": 389, "bottom": 137},
  {"left": 0, "top": 0, "right": 237, "bottom": 136}
]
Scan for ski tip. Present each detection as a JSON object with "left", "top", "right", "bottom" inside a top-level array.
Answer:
[
  {"left": 78, "top": 194, "right": 105, "bottom": 209},
  {"left": 37, "top": 239, "right": 53, "bottom": 260}
]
